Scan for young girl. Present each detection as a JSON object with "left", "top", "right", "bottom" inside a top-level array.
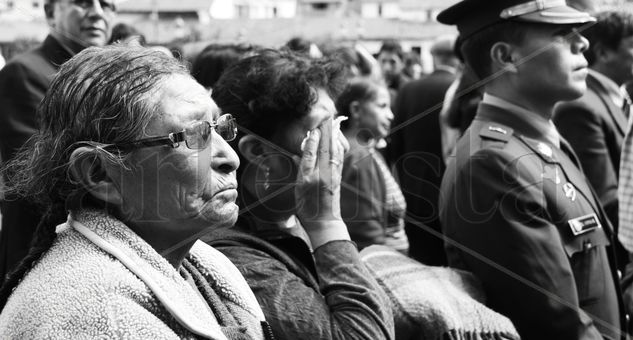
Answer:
[{"left": 336, "top": 77, "right": 408, "bottom": 253}]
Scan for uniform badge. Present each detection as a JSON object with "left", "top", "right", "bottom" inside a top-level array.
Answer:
[
  {"left": 488, "top": 126, "right": 507, "bottom": 134},
  {"left": 563, "top": 183, "right": 576, "bottom": 201},
  {"left": 536, "top": 142, "right": 553, "bottom": 158},
  {"left": 568, "top": 213, "right": 601, "bottom": 236}
]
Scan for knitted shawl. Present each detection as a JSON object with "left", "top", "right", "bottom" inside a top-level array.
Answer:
[
  {"left": 0, "top": 210, "right": 266, "bottom": 340},
  {"left": 360, "top": 245, "right": 520, "bottom": 340}
]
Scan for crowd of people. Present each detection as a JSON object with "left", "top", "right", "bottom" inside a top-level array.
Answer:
[{"left": 1, "top": 0, "right": 633, "bottom": 339}]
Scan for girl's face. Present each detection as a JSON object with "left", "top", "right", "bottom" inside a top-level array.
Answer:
[{"left": 357, "top": 86, "right": 394, "bottom": 139}]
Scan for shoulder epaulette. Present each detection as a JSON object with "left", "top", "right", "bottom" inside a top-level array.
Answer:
[{"left": 479, "top": 124, "right": 513, "bottom": 143}]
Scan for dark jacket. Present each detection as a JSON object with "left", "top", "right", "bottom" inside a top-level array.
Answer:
[
  {"left": 205, "top": 226, "right": 394, "bottom": 340},
  {"left": 0, "top": 35, "right": 73, "bottom": 279},
  {"left": 341, "top": 140, "right": 387, "bottom": 249},
  {"left": 440, "top": 102, "right": 625, "bottom": 340},
  {"left": 389, "top": 69, "right": 456, "bottom": 265}
]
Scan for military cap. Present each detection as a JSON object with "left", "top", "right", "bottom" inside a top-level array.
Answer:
[{"left": 437, "top": 0, "right": 595, "bottom": 40}]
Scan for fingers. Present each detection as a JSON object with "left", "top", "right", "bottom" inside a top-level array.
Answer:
[{"left": 299, "top": 129, "right": 320, "bottom": 178}]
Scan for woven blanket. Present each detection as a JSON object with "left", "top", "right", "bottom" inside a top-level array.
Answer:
[{"left": 360, "top": 245, "right": 520, "bottom": 340}]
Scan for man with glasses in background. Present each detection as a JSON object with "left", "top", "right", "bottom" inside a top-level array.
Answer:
[{"left": 0, "top": 0, "right": 115, "bottom": 280}]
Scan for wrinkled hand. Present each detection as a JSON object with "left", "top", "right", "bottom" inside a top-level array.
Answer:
[{"left": 295, "top": 117, "right": 349, "bottom": 230}]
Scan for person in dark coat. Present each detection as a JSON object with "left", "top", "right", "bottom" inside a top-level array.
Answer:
[
  {"left": 438, "top": 0, "right": 626, "bottom": 339},
  {"left": 389, "top": 36, "right": 460, "bottom": 265},
  {"left": 206, "top": 50, "right": 394, "bottom": 340},
  {"left": 554, "top": 11, "right": 633, "bottom": 239},
  {"left": 0, "top": 0, "right": 115, "bottom": 280}
]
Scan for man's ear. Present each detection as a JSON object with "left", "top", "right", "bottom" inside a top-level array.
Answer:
[
  {"left": 593, "top": 42, "right": 612, "bottom": 63},
  {"left": 490, "top": 42, "right": 518, "bottom": 73},
  {"left": 238, "top": 135, "right": 265, "bottom": 164},
  {"left": 68, "top": 147, "right": 123, "bottom": 206}
]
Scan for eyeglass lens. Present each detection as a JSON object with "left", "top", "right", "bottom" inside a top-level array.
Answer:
[{"left": 183, "top": 114, "right": 237, "bottom": 149}]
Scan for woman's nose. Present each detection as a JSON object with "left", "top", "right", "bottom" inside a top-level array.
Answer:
[{"left": 211, "top": 132, "right": 240, "bottom": 173}]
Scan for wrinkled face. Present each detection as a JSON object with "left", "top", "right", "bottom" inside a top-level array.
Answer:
[
  {"left": 377, "top": 51, "right": 403, "bottom": 83},
  {"left": 357, "top": 86, "right": 393, "bottom": 139},
  {"left": 513, "top": 24, "right": 590, "bottom": 102},
  {"left": 602, "top": 35, "right": 633, "bottom": 85},
  {"left": 253, "top": 88, "right": 336, "bottom": 214},
  {"left": 50, "top": 0, "right": 115, "bottom": 52},
  {"left": 117, "top": 74, "right": 240, "bottom": 232}
]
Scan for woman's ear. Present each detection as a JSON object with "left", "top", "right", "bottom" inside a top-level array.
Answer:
[
  {"left": 349, "top": 100, "right": 362, "bottom": 122},
  {"left": 490, "top": 42, "right": 518, "bottom": 73},
  {"left": 238, "top": 135, "right": 266, "bottom": 164},
  {"left": 68, "top": 147, "right": 123, "bottom": 206}
]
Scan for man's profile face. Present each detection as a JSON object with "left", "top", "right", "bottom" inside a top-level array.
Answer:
[
  {"left": 48, "top": 0, "right": 115, "bottom": 53},
  {"left": 512, "top": 24, "right": 590, "bottom": 102}
]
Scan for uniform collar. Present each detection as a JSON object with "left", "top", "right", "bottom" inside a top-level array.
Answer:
[{"left": 481, "top": 93, "right": 560, "bottom": 147}]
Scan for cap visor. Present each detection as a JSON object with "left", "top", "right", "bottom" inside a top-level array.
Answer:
[{"left": 517, "top": 6, "right": 595, "bottom": 24}]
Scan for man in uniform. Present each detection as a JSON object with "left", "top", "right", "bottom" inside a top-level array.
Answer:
[
  {"left": 554, "top": 11, "right": 633, "bottom": 236},
  {"left": 0, "top": 0, "right": 115, "bottom": 279},
  {"left": 438, "top": 0, "right": 626, "bottom": 339}
]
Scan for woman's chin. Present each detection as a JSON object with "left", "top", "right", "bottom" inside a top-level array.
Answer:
[{"left": 198, "top": 201, "right": 239, "bottom": 226}]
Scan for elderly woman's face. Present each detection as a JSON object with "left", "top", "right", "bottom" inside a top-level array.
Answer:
[{"left": 116, "top": 74, "right": 240, "bottom": 232}]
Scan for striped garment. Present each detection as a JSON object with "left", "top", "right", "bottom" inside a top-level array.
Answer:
[
  {"left": 619, "top": 117, "right": 633, "bottom": 252},
  {"left": 371, "top": 151, "right": 409, "bottom": 253}
]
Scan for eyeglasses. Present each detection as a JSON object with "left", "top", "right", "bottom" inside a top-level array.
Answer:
[
  {"left": 70, "top": 0, "right": 116, "bottom": 13},
  {"left": 103, "top": 114, "right": 237, "bottom": 151}
]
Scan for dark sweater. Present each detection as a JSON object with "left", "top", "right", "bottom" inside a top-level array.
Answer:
[{"left": 205, "top": 226, "right": 394, "bottom": 340}]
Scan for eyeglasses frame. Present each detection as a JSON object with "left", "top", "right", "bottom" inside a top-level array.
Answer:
[{"left": 101, "top": 114, "right": 237, "bottom": 151}]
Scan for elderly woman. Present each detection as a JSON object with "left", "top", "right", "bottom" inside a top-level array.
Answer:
[
  {"left": 335, "top": 77, "right": 408, "bottom": 253},
  {"left": 205, "top": 50, "right": 393, "bottom": 340},
  {"left": 0, "top": 46, "right": 272, "bottom": 340}
]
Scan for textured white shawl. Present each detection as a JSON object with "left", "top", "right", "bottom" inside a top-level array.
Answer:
[{"left": 0, "top": 210, "right": 265, "bottom": 340}]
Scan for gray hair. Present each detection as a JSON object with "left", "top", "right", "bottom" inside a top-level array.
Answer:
[
  {"left": 4, "top": 45, "right": 188, "bottom": 209},
  {"left": 0, "top": 45, "right": 189, "bottom": 309}
]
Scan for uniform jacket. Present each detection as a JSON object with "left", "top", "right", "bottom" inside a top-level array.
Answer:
[
  {"left": 205, "top": 224, "right": 394, "bottom": 340},
  {"left": 341, "top": 139, "right": 387, "bottom": 249},
  {"left": 554, "top": 70, "right": 628, "bottom": 231},
  {"left": 0, "top": 210, "right": 267, "bottom": 340},
  {"left": 0, "top": 35, "right": 73, "bottom": 279},
  {"left": 440, "top": 102, "right": 625, "bottom": 340},
  {"left": 389, "top": 68, "right": 456, "bottom": 265}
]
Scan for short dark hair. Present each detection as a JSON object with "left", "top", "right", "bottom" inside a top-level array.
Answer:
[
  {"left": 191, "top": 43, "right": 256, "bottom": 89},
  {"left": 378, "top": 39, "right": 404, "bottom": 61},
  {"left": 284, "top": 37, "right": 313, "bottom": 55},
  {"left": 108, "top": 22, "right": 146, "bottom": 45},
  {"left": 460, "top": 21, "right": 531, "bottom": 79},
  {"left": 336, "top": 77, "right": 381, "bottom": 117},
  {"left": 211, "top": 49, "right": 345, "bottom": 141},
  {"left": 583, "top": 11, "right": 633, "bottom": 65}
]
